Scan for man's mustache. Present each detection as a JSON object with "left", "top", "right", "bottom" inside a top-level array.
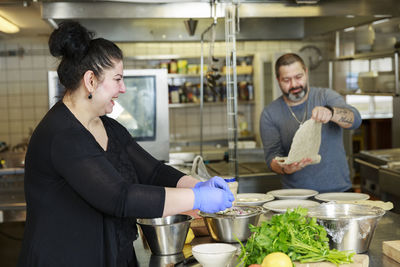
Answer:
[{"left": 289, "top": 86, "right": 304, "bottom": 94}]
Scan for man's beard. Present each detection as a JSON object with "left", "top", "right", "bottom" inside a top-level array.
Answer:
[{"left": 282, "top": 84, "right": 308, "bottom": 102}]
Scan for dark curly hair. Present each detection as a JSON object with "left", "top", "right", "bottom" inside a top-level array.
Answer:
[{"left": 48, "top": 21, "right": 123, "bottom": 92}]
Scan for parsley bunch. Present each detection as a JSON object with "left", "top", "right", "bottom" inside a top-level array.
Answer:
[{"left": 237, "top": 207, "right": 354, "bottom": 266}]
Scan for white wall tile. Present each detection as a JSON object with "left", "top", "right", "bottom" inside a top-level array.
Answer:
[
  {"left": 0, "top": 108, "right": 8, "bottom": 121},
  {"left": 8, "top": 95, "right": 21, "bottom": 108},
  {"left": 0, "top": 82, "right": 7, "bottom": 95},
  {"left": 32, "top": 55, "right": 46, "bottom": 68},
  {"left": 9, "top": 108, "right": 22, "bottom": 120},
  {"left": 22, "top": 108, "right": 35, "bottom": 120},
  {"left": 10, "top": 133, "right": 23, "bottom": 145},
  {"left": 6, "top": 57, "right": 19, "bottom": 69},
  {"left": 0, "top": 95, "right": 8, "bottom": 108},
  {"left": 20, "top": 69, "right": 33, "bottom": 81},
  {"left": 6, "top": 70, "right": 20, "bottom": 81},
  {"left": 22, "top": 95, "right": 35, "bottom": 108},
  {"left": 20, "top": 55, "right": 33, "bottom": 69},
  {"left": 7, "top": 82, "right": 21, "bottom": 95},
  {"left": 9, "top": 121, "right": 22, "bottom": 133}
]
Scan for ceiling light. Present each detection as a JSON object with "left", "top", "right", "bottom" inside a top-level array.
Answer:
[
  {"left": 372, "top": 18, "right": 390, "bottom": 25},
  {"left": 344, "top": 27, "right": 355, "bottom": 32},
  {"left": 0, "top": 16, "right": 19, "bottom": 34}
]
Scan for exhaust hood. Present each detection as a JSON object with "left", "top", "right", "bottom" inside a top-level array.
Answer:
[{"left": 32, "top": 0, "right": 400, "bottom": 41}]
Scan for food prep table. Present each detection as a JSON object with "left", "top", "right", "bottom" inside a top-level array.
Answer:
[{"left": 133, "top": 210, "right": 400, "bottom": 267}]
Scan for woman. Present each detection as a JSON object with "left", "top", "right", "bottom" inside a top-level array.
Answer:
[{"left": 18, "top": 21, "right": 234, "bottom": 267}]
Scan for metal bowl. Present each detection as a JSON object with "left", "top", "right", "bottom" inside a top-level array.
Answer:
[
  {"left": 307, "top": 203, "right": 385, "bottom": 253},
  {"left": 137, "top": 214, "right": 193, "bottom": 255},
  {"left": 199, "top": 205, "right": 264, "bottom": 243}
]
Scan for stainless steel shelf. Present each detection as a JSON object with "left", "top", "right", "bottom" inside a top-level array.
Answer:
[
  {"left": 167, "top": 73, "right": 200, "bottom": 78},
  {"left": 331, "top": 49, "right": 398, "bottom": 61},
  {"left": 341, "top": 92, "right": 398, "bottom": 96},
  {"left": 169, "top": 101, "right": 255, "bottom": 108}
]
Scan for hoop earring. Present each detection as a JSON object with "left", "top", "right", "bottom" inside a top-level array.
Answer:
[{"left": 88, "top": 93, "right": 92, "bottom": 99}]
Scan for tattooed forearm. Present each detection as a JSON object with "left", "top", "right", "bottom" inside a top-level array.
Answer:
[{"left": 332, "top": 107, "right": 354, "bottom": 128}]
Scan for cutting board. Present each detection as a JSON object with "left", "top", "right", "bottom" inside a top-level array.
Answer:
[
  {"left": 294, "top": 254, "right": 369, "bottom": 267},
  {"left": 383, "top": 240, "right": 400, "bottom": 263}
]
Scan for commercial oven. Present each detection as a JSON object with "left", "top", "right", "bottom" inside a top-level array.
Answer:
[{"left": 48, "top": 69, "right": 170, "bottom": 161}]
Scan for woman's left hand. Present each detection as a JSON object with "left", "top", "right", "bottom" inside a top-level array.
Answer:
[{"left": 195, "top": 176, "right": 234, "bottom": 201}]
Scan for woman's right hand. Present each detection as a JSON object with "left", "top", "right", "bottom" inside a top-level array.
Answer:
[{"left": 192, "top": 186, "right": 233, "bottom": 213}]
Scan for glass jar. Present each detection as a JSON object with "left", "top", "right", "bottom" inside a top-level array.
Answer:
[{"left": 224, "top": 177, "right": 238, "bottom": 202}]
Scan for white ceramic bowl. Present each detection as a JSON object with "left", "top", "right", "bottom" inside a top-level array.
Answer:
[{"left": 192, "top": 243, "right": 237, "bottom": 267}]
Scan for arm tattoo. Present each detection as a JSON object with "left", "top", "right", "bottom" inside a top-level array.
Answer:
[{"left": 334, "top": 107, "right": 354, "bottom": 127}]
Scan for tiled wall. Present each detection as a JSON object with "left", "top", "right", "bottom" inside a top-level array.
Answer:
[{"left": 0, "top": 37, "right": 333, "bottom": 148}]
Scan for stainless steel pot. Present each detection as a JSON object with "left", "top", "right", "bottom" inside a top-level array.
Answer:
[
  {"left": 137, "top": 214, "right": 193, "bottom": 255},
  {"left": 307, "top": 203, "right": 385, "bottom": 253},
  {"left": 199, "top": 205, "right": 264, "bottom": 243}
]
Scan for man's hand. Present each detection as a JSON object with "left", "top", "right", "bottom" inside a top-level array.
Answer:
[
  {"left": 272, "top": 158, "right": 313, "bottom": 175},
  {"left": 311, "top": 106, "right": 333, "bottom": 123}
]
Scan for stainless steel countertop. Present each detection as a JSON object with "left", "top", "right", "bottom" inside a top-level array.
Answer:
[{"left": 133, "top": 211, "right": 400, "bottom": 267}]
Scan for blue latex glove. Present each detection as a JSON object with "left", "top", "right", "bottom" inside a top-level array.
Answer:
[
  {"left": 195, "top": 176, "right": 235, "bottom": 202},
  {"left": 192, "top": 186, "right": 233, "bottom": 213}
]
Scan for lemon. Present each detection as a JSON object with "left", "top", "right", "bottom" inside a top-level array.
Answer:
[
  {"left": 261, "top": 252, "right": 292, "bottom": 267},
  {"left": 185, "top": 228, "right": 195, "bottom": 244}
]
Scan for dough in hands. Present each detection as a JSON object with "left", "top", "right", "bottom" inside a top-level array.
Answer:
[{"left": 275, "top": 119, "right": 322, "bottom": 165}]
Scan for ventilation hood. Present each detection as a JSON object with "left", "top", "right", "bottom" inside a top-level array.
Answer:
[{"left": 2, "top": 0, "right": 400, "bottom": 41}]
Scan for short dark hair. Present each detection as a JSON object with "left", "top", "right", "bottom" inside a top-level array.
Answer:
[
  {"left": 48, "top": 21, "right": 123, "bottom": 93},
  {"left": 275, "top": 53, "right": 306, "bottom": 78}
]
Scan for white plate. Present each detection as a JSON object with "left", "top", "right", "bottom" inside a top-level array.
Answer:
[
  {"left": 262, "top": 199, "right": 320, "bottom": 213},
  {"left": 315, "top": 192, "right": 370, "bottom": 202},
  {"left": 267, "top": 189, "right": 319, "bottom": 200},
  {"left": 235, "top": 193, "right": 274, "bottom": 206}
]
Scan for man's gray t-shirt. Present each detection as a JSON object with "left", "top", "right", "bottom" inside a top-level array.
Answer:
[{"left": 260, "top": 87, "right": 362, "bottom": 193}]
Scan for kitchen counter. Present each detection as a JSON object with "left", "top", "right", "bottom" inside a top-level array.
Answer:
[{"left": 133, "top": 211, "right": 400, "bottom": 267}]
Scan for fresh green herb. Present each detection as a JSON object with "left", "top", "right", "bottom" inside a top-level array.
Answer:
[{"left": 237, "top": 207, "right": 355, "bottom": 266}]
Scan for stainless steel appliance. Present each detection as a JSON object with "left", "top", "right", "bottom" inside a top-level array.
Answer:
[
  {"left": 380, "top": 162, "right": 400, "bottom": 213},
  {"left": 355, "top": 148, "right": 400, "bottom": 198},
  {"left": 48, "top": 69, "right": 170, "bottom": 161}
]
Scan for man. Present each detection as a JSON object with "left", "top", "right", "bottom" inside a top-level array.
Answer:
[{"left": 260, "top": 53, "right": 362, "bottom": 192}]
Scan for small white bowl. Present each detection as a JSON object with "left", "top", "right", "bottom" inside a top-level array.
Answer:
[{"left": 192, "top": 243, "right": 237, "bottom": 267}]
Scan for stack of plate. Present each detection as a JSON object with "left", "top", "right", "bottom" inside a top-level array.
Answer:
[
  {"left": 235, "top": 193, "right": 274, "bottom": 206},
  {"left": 314, "top": 192, "right": 370, "bottom": 202},
  {"left": 263, "top": 189, "right": 320, "bottom": 213}
]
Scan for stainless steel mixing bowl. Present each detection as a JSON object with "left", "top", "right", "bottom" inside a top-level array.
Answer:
[
  {"left": 307, "top": 203, "right": 385, "bottom": 253},
  {"left": 199, "top": 205, "right": 264, "bottom": 243},
  {"left": 137, "top": 214, "right": 193, "bottom": 255}
]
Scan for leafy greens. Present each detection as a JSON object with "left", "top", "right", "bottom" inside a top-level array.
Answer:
[{"left": 237, "top": 207, "right": 355, "bottom": 266}]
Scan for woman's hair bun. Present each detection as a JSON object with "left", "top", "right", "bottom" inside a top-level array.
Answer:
[{"left": 48, "top": 21, "right": 94, "bottom": 61}]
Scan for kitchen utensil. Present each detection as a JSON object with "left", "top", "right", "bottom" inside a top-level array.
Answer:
[
  {"left": 382, "top": 240, "right": 400, "bottom": 263},
  {"left": 307, "top": 203, "right": 385, "bottom": 253},
  {"left": 267, "top": 188, "right": 318, "bottom": 199},
  {"left": 263, "top": 199, "right": 320, "bottom": 213},
  {"left": 236, "top": 193, "right": 274, "bottom": 206},
  {"left": 315, "top": 192, "right": 370, "bottom": 202},
  {"left": 192, "top": 243, "right": 237, "bottom": 267},
  {"left": 199, "top": 205, "right": 264, "bottom": 242},
  {"left": 137, "top": 214, "right": 193, "bottom": 255}
]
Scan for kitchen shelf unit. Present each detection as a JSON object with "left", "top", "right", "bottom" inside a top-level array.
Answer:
[
  {"left": 328, "top": 49, "right": 400, "bottom": 96},
  {"left": 124, "top": 54, "right": 256, "bottom": 146},
  {"left": 169, "top": 100, "right": 255, "bottom": 108}
]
